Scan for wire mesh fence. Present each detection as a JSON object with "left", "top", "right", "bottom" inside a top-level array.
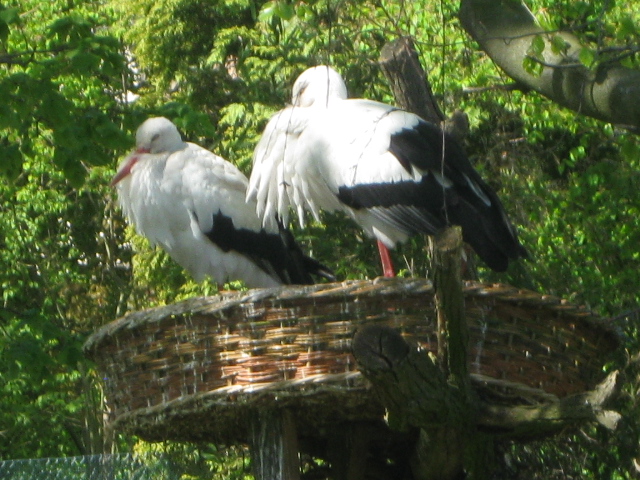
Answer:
[{"left": 0, "top": 453, "right": 180, "bottom": 480}]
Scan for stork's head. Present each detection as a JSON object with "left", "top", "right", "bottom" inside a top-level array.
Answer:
[
  {"left": 110, "top": 117, "right": 185, "bottom": 186},
  {"left": 135, "top": 117, "right": 184, "bottom": 154},
  {"left": 291, "top": 65, "right": 348, "bottom": 108}
]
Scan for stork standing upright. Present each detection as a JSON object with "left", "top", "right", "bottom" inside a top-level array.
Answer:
[
  {"left": 247, "top": 65, "right": 527, "bottom": 275},
  {"left": 111, "top": 116, "right": 333, "bottom": 288}
]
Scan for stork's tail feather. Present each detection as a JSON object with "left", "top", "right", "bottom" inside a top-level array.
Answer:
[
  {"left": 300, "top": 254, "right": 337, "bottom": 283},
  {"left": 277, "top": 220, "right": 336, "bottom": 285},
  {"left": 447, "top": 193, "right": 528, "bottom": 273}
]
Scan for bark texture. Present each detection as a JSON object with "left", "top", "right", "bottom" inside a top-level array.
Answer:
[{"left": 459, "top": 0, "right": 640, "bottom": 132}]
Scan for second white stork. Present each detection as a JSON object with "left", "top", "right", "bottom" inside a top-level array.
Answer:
[
  {"left": 111, "top": 116, "right": 333, "bottom": 288},
  {"left": 247, "top": 65, "right": 527, "bottom": 274}
]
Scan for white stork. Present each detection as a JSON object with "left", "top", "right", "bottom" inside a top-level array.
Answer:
[
  {"left": 111, "top": 116, "right": 333, "bottom": 288},
  {"left": 247, "top": 65, "right": 527, "bottom": 275}
]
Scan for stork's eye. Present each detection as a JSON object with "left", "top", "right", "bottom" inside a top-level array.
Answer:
[{"left": 151, "top": 133, "right": 160, "bottom": 142}]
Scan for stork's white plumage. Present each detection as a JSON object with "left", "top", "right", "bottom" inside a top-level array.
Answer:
[
  {"left": 112, "top": 117, "right": 333, "bottom": 288},
  {"left": 248, "top": 65, "right": 527, "bottom": 273}
]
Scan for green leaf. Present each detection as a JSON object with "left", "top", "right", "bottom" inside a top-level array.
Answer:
[
  {"left": 258, "top": 1, "right": 294, "bottom": 22},
  {"left": 62, "top": 160, "right": 87, "bottom": 188},
  {"left": 258, "top": 1, "right": 277, "bottom": 22},
  {"left": 93, "top": 119, "right": 130, "bottom": 153},
  {"left": 621, "top": 138, "right": 640, "bottom": 162},
  {"left": 578, "top": 48, "right": 595, "bottom": 68},
  {"left": 0, "top": 142, "right": 23, "bottom": 180},
  {"left": 47, "top": 14, "right": 92, "bottom": 43},
  {"left": 276, "top": 2, "right": 294, "bottom": 21},
  {"left": 530, "top": 34, "right": 546, "bottom": 56},
  {"left": 38, "top": 89, "right": 73, "bottom": 127},
  {"left": 523, "top": 56, "right": 543, "bottom": 77},
  {"left": 550, "top": 35, "right": 569, "bottom": 55},
  {"left": 69, "top": 50, "right": 101, "bottom": 73},
  {"left": 53, "top": 146, "right": 71, "bottom": 169},
  {"left": 0, "top": 6, "right": 18, "bottom": 42},
  {"left": 295, "top": 4, "right": 313, "bottom": 20},
  {"left": 0, "top": 6, "right": 19, "bottom": 24},
  {"left": 619, "top": 15, "right": 638, "bottom": 37},
  {"left": 0, "top": 22, "right": 8, "bottom": 43}
]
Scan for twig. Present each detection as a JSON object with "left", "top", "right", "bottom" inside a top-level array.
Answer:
[{"left": 462, "top": 83, "right": 525, "bottom": 94}]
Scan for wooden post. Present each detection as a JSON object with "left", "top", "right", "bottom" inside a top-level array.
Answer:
[
  {"left": 379, "top": 36, "right": 445, "bottom": 124},
  {"left": 248, "top": 409, "right": 300, "bottom": 480},
  {"left": 433, "top": 227, "right": 470, "bottom": 392},
  {"left": 379, "top": 35, "right": 477, "bottom": 280},
  {"left": 377, "top": 38, "right": 487, "bottom": 478}
]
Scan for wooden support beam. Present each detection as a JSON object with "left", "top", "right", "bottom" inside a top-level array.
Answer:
[
  {"left": 353, "top": 324, "right": 469, "bottom": 479},
  {"left": 249, "top": 409, "right": 300, "bottom": 480},
  {"left": 433, "top": 226, "right": 470, "bottom": 390}
]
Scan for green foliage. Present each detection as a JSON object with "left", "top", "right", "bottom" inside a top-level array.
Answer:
[
  {"left": 0, "top": 308, "right": 86, "bottom": 458},
  {"left": 521, "top": 1, "right": 640, "bottom": 75},
  {"left": 1, "top": 0, "right": 640, "bottom": 477},
  {"left": 134, "top": 442, "right": 252, "bottom": 480},
  {"left": 0, "top": 0, "right": 132, "bottom": 185}
]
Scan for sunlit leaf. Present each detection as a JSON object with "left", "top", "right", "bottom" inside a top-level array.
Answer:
[
  {"left": 276, "top": 2, "right": 294, "bottom": 21},
  {"left": 578, "top": 48, "right": 595, "bottom": 68},
  {"left": 550, "top": 35, "right": 569, "bottom": 55},
  {"left": 523, "top": 55, "right": 543, "bottom": 76},
  {"left": 619, "top": 15, "right": 638, "bottom": 37},
  {"left": 258, "top": 1, "right": 277, "bottom": 22},
  {"left": 530, "top": 34, "right": 546, "bottom": 56}
]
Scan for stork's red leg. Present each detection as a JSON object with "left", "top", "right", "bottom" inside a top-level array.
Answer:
[{"left": 377, "top": 240, "right": 395, "bottom": 277}]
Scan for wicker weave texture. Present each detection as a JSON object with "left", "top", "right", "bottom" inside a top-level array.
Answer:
[{"left": 85, "top": 278, "right": 619, "bottom": 419}]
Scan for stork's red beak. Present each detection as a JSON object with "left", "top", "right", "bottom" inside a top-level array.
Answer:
[{"left": 110, "top": 148, "right": 150, "bottom": 187}]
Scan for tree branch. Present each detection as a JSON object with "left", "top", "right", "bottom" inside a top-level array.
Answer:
[
  {"left": 477, "top": 370, "right": 622, "bottom": 438},
  {"left": 353, "top": 326, "right": 622, "bottom": 442},
  {"left": 459, "top": 0, "right": 640, "bottom": 132},
  {"left": 0, "top": 46, "right": 72, "bottom": 67}
]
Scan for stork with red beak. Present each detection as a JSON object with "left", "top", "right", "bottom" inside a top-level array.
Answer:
[
  {"left": 247, "top": 65, "right": 527, "bottom": 275},
  {"left": 111, "top": 116, "right": 333, "bottom": 288}
]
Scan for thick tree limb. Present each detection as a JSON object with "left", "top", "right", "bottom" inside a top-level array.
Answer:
[
  {"left": 354, "top": 325, "right": 621, "bottom": 441},
  {"left": 353, "top": 325, "right": 470, "bottom": 479},
  {"left": 478, "top": 371, "right": 622, "bottom": 438},
  {"left": 459, "top": 0, "right": 640, "bottom": 132}
]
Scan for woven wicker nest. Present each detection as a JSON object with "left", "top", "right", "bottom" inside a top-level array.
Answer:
[{"left": 84, "top": 278, "right": 620, "bottom": 444}]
